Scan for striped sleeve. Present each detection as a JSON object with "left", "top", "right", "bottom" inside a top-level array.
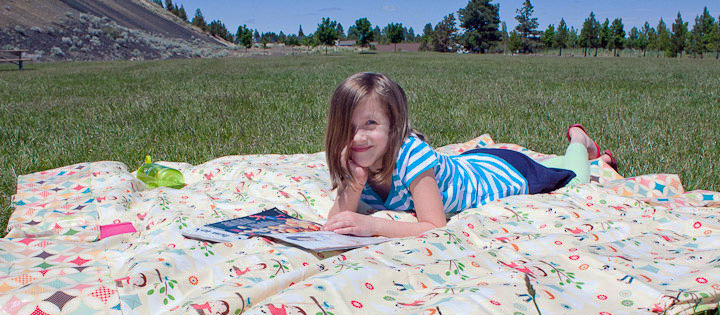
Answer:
[{"left": 397, "top": 137, "right": 439, "bottom": 188}]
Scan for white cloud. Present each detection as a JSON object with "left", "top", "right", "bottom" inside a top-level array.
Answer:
[{"left": 381, "top": 5, "right": 398, "bottom": 12}]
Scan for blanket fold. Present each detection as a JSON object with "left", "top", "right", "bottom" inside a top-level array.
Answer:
[{"left": 2, "top": 135, "right": 719, "bottom": 315}]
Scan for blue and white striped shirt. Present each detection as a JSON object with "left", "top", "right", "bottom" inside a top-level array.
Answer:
[{"left": 361, "top": 136, "right": 528, "bottom": 213}]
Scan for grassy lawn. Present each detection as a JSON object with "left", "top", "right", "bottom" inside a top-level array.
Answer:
[{"left": 1, "top": 53, "right": 719, "bottom": 233}]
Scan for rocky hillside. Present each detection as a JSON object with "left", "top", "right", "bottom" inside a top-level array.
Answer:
[{"left": 0, "top": 0, "right": 233, "bottom": 62}]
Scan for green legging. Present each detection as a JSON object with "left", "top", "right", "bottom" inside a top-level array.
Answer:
[{"left": 538, "top": 142, "right": 590, "bottom": 186}]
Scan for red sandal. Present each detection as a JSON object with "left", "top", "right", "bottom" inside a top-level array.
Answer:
[
  {"left": 604, "top": 149, "right": 618, "bottom": 171},
  {"left": 566, "top": 124, "right": 601, "bottom": 159}
]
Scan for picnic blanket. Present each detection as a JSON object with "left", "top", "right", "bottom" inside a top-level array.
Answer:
[{"left": 2, "top": 135, "right": 719, "bottom": 315}]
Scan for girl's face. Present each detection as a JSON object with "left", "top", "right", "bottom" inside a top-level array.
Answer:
[{"left": 349, "top": 96, "right": 390, "bottom": 172}]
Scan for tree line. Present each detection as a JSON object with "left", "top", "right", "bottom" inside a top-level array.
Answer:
[
  {"left": 152, "top": 0, "right": 423, "bottom": 52},
  {"left": 431, "top": 0, "right": 719, "bottom": 58},
  {"left": 153, "top": 0, "right": 720, "bottom": 58},
  {"left": 530, "top": 4, "right": 719, "bottom": 58}
]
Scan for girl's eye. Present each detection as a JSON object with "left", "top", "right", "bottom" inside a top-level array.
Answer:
[{"left": 367, "top": 120, "right": 377, "bottom": 125}]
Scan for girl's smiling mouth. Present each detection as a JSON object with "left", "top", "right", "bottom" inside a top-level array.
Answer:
[{"left": 351, "top": 146, "right": 371, "bottom": 152}]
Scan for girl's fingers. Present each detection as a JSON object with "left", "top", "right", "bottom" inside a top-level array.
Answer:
[
  {"left": 332, "top": 227, "right": 357, "bottom": 235},
  {"left": 340, "top": 146, "right": 349, "bottom": 170},
  {"left": 323, "top": 220, "right": 356, "bottom": 235},
  {"left": 322, "top": 218, "right": 349, "bottom": 231}
]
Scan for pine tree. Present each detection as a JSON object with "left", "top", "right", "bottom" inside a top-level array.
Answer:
[
  {"left": 670, "top": 12, "right": 688, "bottom": 57},
  {"left": 177, "top": 5, "right": 187, "bottom": 22},
  {"left": 501, "top": 21, "right": 508, "bottom": 54},
  {"left": 689, "top": 7, "right": 715, "bottom": 58},
  {"left": 541, "top": 24, "right": 554, "bottom": 51},
  {"left": 165, "top": 0, "right": 173, "bottom": 12},
  {"left": 373, "top": 25, "right": 385, "bottom": 43},
  {"left": 298, "top": 25, "right": 304, "bottom": 39},
  {"left": 433, "top": 14, "right": 458, "bottom": 52},
  {"left": 346, "top": 25, "right": 358, "bottom": 40},
  {"left": 610, "top": 18, "right": 625, "bottom": 56},
  {"left": 285, "top": 34, "right": 299, "bottom": 47},
  {"left": 208, "top": 20, "right": 231, "bottom": 41},
  {"left": 628, "top": 26, "right": 640, "bottom": 53},
  {"left": 458, "top": 0, "right": 501, "bottom": 53},
  {"left": 637, "top": 22, "right": 651, "bottom": 56},
  {"left": 508, "top": 30, "right": 522, "bottom": 53},
  {"left": 336, "top": 23, "right": 345, "bottom": 40},
  {"left": 568, "top": 26, "right": 578, "bottom": 48},
  {"left": 385, "top": 23, "right": 405, "bottom": 52},
  {"left": 514, "top": 0, "right": 540, "bottom": 53},
  {"left": 715, "top": 13, "right": 720, "bottom": 58},
  {"left": 316, "top": 17, "right": 339, "bottom": 54},
  {"left": 191, "top": 8, "right": 207, "bottom": 31},
  {"left": 653, "top": 19, "right": 669, "bottom": 57},
  {"left": 579, "top": 12, "right": 597, "bottom": 56},
  {"left": 599, "top": 19, "right": 611, "bottom": 53},
  {"left": 354, "top": 18, "right": 373, "bottom": 48},
  {"left": 235, "top": 25, "right": 253, "bottom": 50},
  {"left": 407, "top": 28, "right": 415, "bottom": 42},
  {"left": 555, "top": 18, "right": 569, "bottom": 56},
  {"left": 420, "top": 23, "right": 433, "bottom": 51}
]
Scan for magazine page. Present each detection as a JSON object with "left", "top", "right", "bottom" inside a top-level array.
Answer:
[
  {"left": 182, "top": 208, "right": 322, "bottom": 242},
  {"left": 181, "top": 226, "right": 248, "bottom": 243},
  {"left": 206, "top": 208, "right": 321, "bottom": 234},
  {"left": 260, "top": 231, "right": 389, "bottom": 251}
]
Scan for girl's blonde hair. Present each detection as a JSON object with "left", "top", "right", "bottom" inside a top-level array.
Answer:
[{"left": 326, "top": 72, "right": 416, "bottom": 190}]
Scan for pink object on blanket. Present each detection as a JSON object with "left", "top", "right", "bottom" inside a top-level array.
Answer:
[{"left": 99, "top": 222, "right": 137, "bottom": 239}]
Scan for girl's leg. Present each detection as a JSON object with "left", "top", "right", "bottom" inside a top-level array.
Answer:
[
  {"left": 539, "top": 143, "right": 590, "bottom": 186},
  {"left": 539, "top": 125, "right": 598, "bottom": 186}
]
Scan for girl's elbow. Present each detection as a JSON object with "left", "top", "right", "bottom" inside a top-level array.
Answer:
[{"left": 425, "top": 219, "right": 446, "bottom": 229}]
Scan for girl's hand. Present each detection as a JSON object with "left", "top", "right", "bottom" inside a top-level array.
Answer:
[
  {"left": 341, "top": 146, "right": 368, "bottom": 188},
  {"left": 322, "top": 211, "right": 376, "bottom": 236}
]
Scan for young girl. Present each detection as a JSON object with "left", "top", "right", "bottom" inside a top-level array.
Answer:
[{"left": 321, "top": 72, "right": 616, "bottom": 238}]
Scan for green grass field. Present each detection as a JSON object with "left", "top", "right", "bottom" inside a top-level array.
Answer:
[{"left": 1, "top": 53, "right": 719, "bottom": 234}]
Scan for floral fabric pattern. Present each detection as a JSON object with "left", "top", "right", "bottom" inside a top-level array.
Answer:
[{"left": 3, "top": 135, "right": 719, "bottom": 315}]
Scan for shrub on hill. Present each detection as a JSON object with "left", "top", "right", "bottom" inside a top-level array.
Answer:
[{"left": 0, "top": 12, "right": 225, "bottom": 62}]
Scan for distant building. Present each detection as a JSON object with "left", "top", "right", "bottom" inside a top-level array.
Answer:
[
  {"left": 373, "top": 43, "right": 421, "bottom": 52},
  {"left": 335, "top": 40, "right": 378, "bottom": 48},
  {"left": 337, "top": 40, "right": 355, "bottom": 46}
]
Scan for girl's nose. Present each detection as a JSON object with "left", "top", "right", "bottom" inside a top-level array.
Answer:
[{"left": 353, "top": 129, "right": 367, "bottom": 142}]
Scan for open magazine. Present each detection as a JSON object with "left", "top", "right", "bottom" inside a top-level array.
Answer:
[
  {"left": 259, "top": 231, "right": 387, "bottom": 252},
  {"left": 182, "top": 208, "right": 388, "bottom": 251}
]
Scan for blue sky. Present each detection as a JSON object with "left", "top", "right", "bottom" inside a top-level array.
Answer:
[{"left": 173, "top": 0, "right": 718, "bottom": 35}]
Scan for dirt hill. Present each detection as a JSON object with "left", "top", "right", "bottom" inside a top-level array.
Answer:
[{"left": 0, "top": 0, "right": 231, "bottom": 61}]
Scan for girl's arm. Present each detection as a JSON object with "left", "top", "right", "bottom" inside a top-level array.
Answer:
[
  {"left": 326, "top": 182, "right": 363, "bottom": 219},
  {"left": 323, "top": 169, "right": 447, "bottom": 238},
  {"left": 326, "top": 146, "right": 367, "bottom": 219}
]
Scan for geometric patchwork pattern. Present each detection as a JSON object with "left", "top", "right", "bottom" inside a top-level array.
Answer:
[
  {"left": 34, "top": 250, "right": 55, "bottom": 260},
  {"left": 47, "top": 279, "right": 70, "bottom": 289},
  {"left": 43, "top": 290, "right": 75, "bottom": 310},
  {"left": 120, "top": 294, "right": 142, "bottom": 310},
  {"left": 90, "top": 285, "right": 115, "bottom": 304},
  {"left": 69, "top": 257, "right": 90, "bottom": 266},
  {"left": 11, "top": 274, "right": 36, "bottom": 286},
  {"left": 30, "top": 306, "right": 51, "bottom": 315},
  {"left": 34, "top": 261, "right": 54, "bottom": 270},
  {"left": 4, "top": 140, "right": 720, "bottom": 315}
]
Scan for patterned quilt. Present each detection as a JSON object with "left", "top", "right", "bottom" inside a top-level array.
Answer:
[{"left": 2, "top": 135, "right": 719, "bottom": 315}]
